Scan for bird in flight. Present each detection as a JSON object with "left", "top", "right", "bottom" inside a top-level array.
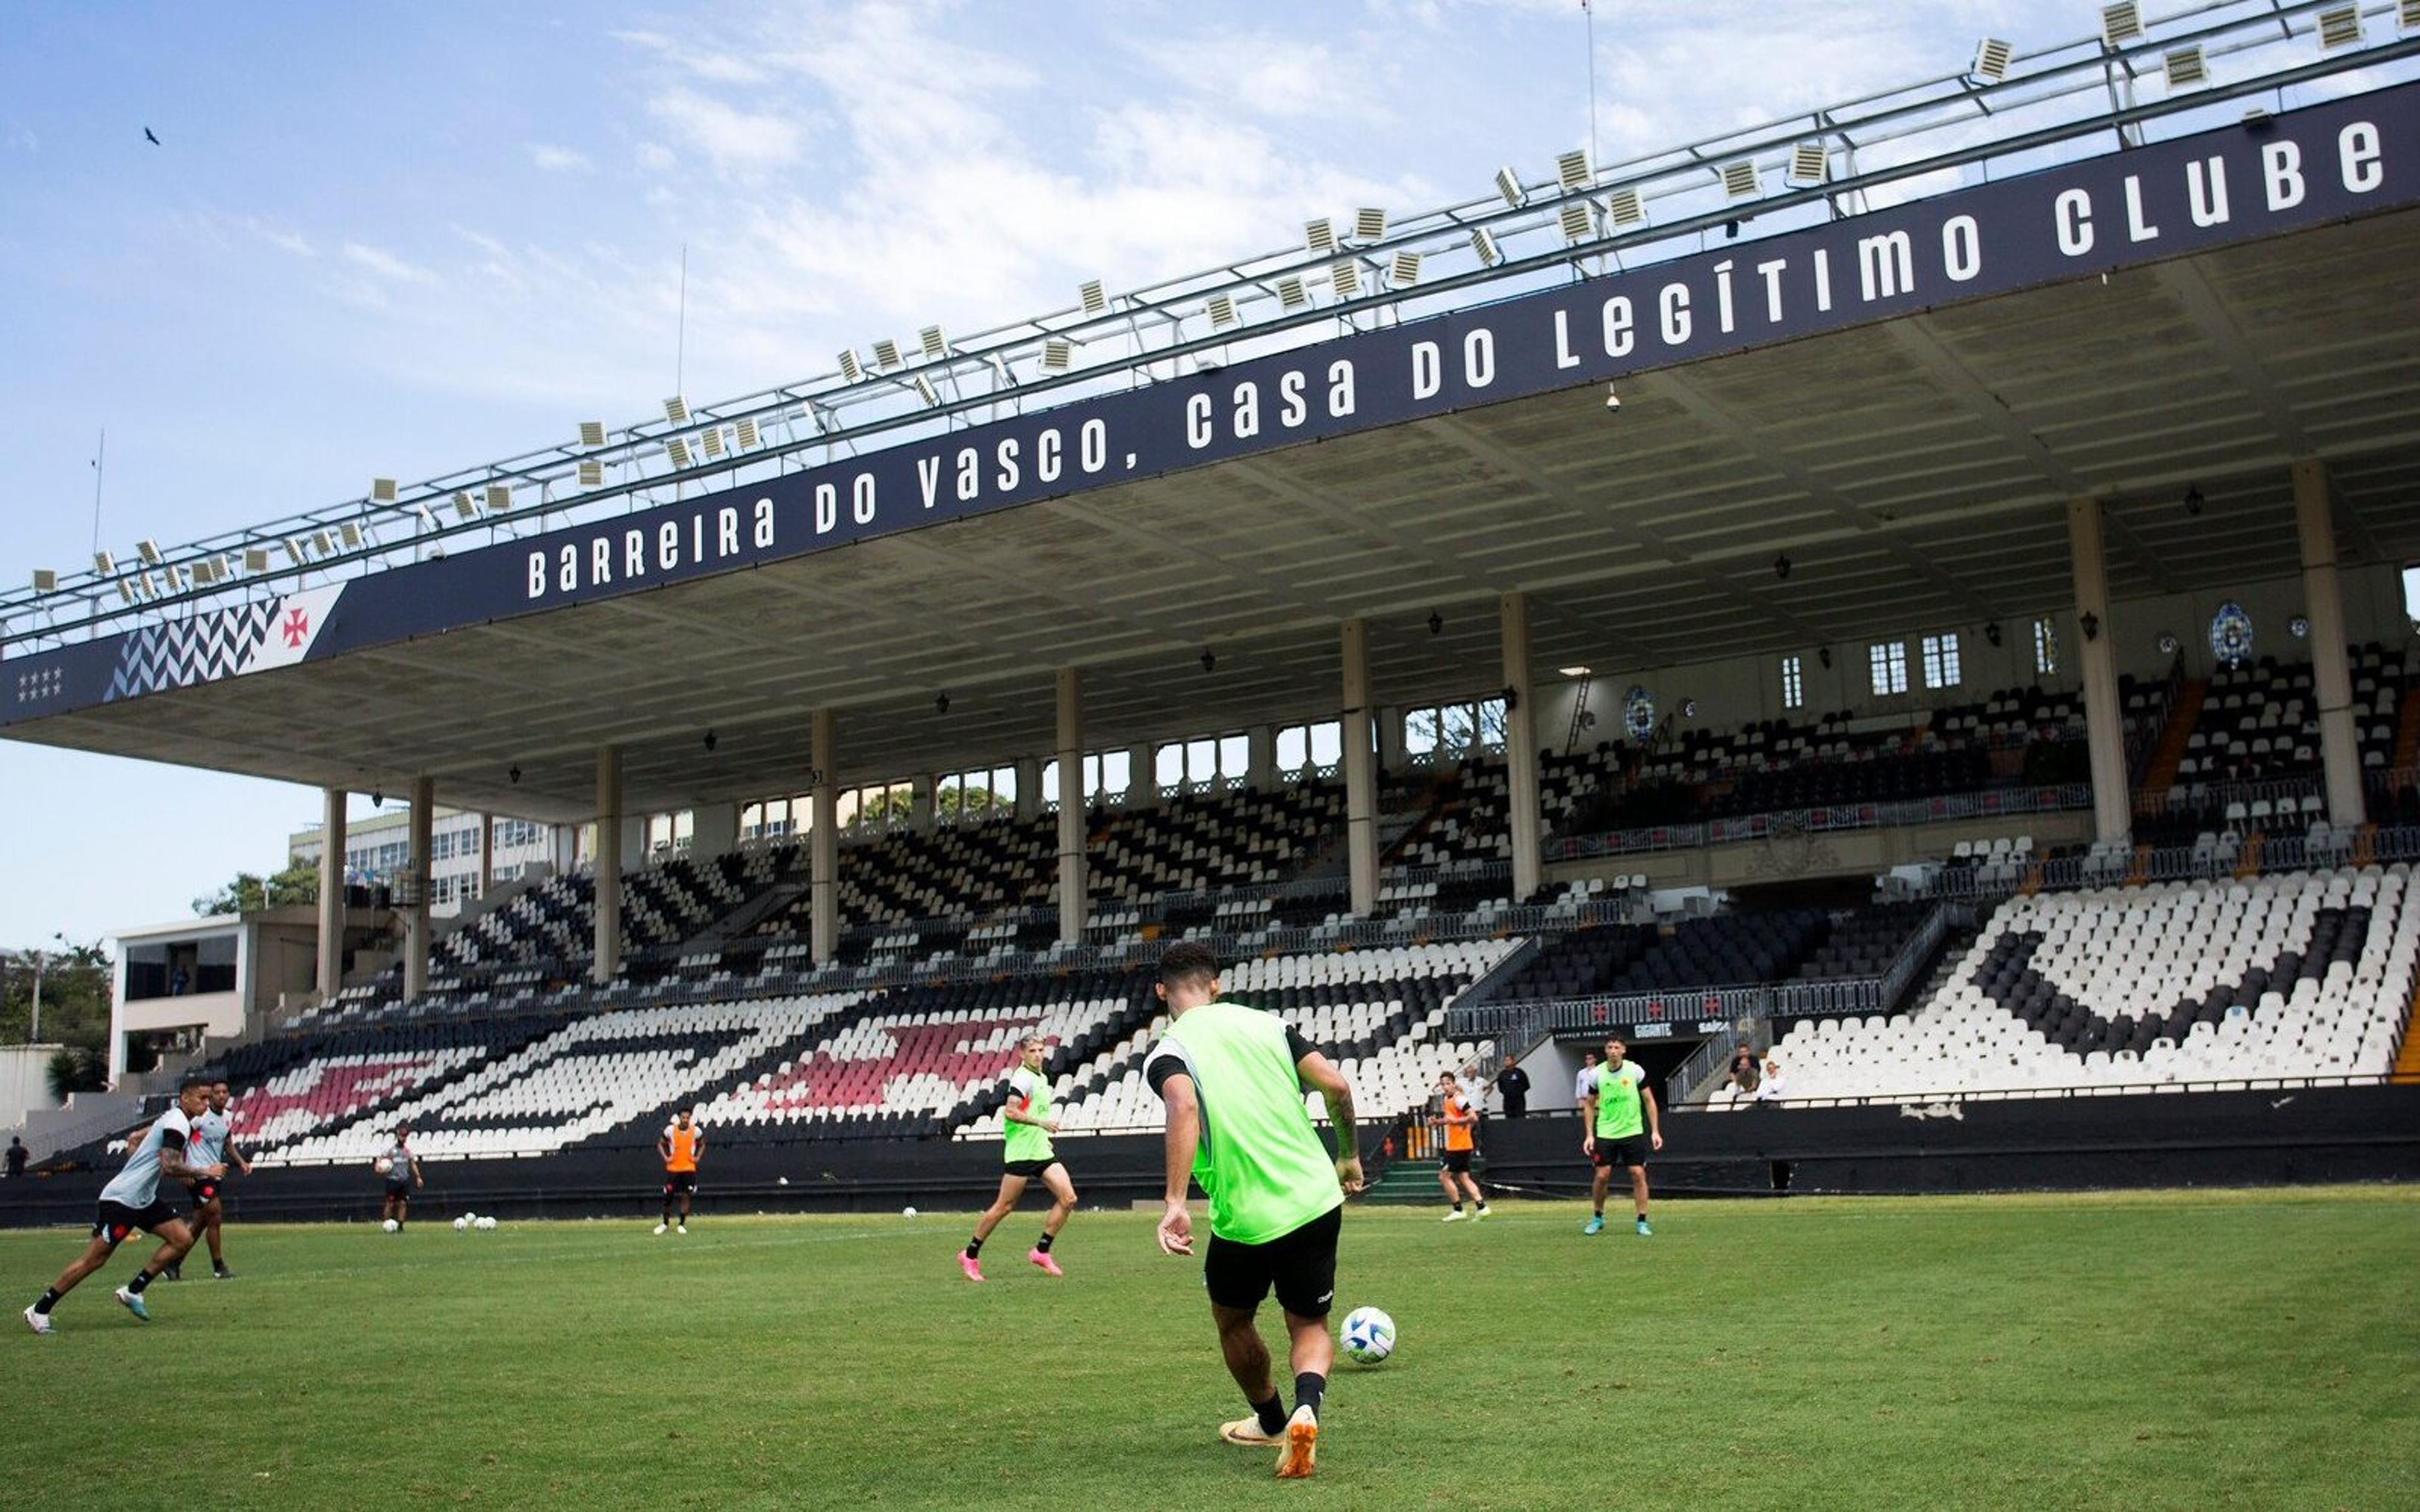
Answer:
[{"left": 143, "top": 127, "right": 160, "bottom": 146}]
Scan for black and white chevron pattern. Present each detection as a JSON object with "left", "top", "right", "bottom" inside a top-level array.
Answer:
[{"left": 105, "top": 600, "right": 281, "bottom": 701}]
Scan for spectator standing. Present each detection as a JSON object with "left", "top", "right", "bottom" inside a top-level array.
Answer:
[
  {"left": 1492, "top": 1055, "right": 1531, "bottom": 1119},
  {"left": 5, "top": 1136, "right": 26, "bottom": 1178},
  {"left": 1572, "top": 1051, "right": 1599, "bottom": 1111}
]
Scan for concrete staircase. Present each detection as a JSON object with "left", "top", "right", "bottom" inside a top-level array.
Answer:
[
  {"left": 1359, "top": 1158, "right": 1443, "bottom": 1206},
  {"left": 2392, "top": 978, "right": 2420, "bottom": 1085},
  {"left": 2136, "top": 678, "right": 2207, "bottom": 803}
]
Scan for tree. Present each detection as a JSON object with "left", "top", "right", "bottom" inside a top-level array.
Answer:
[
  {"left": 192, "top": 858, "right": 319, "bottom": 917},
  {"left": 936, "top": 783, "right": 1001, "bottom": 821},
  {"left": 1, "top": 938, "right": 113, "bottom": 1051}
]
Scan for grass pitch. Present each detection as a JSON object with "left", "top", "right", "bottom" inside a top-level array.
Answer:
[{"left": 3, "top": 1186, "right": 2414, "bottom": 1509}]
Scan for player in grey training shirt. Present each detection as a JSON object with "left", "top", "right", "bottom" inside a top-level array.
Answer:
[
  {"left": 377, "top": 1126, "right": 424, "bottom": 1231},
  {"left": 23, "top": 1079, "right": 222, "bottom": 1334},
  {"left": 164, "top": 1079, "right": 250, "bottom": 1281}
]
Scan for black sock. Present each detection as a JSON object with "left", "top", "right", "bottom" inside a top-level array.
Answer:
[
  {"left": 1294, "top": 1372, "right": 1326, "bottom": 1419},
  {"left": 1252, "top": 1392, "right": 1286, "bottom": 1435},
  {"left": 964, "top": 1237, "right": 982, "bottom": 1258},
  {"left": 1035, "top": 1232, "right": 1054, "bottom": 1254},
  {"left": 1477, "top": 1197, "right": 1489, "bottom": 1210},
  {"left": 33, "top": 1287, "right": 60, "bottom": 1315},
  {"left": 1451, "top": 1201, "right": 1463, "bottom": 1211},
  {"left": 127, "top": 1269, "right": 156, "bottom": 1295}
]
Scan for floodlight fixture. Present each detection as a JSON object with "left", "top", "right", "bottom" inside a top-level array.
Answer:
[
  {"left": 663, "top": 395, "right": 690, "bottom": 425},
  {"left": 1276, "top": 275, "right": 1310, "bottom": 309},
  {"left": 1330, "top": 259, "right": 1363, "bottom": 299},
  {"left": 579, "top": 420, "right": 606, "bottom": 448},
  {"left": 371, "top": 478, "right": 398, "bottom": 504},
  {"left": 2402, "top": 0, "right": 2420, "bottom": 32},
  {"left": 340, "top": 521, "right": 366, "bottom": 551},
  {"left": 838, "top": 348, "right": 865, "bottom": 382},
  {"left": 31, "top": 568, "right": 57, "bottom": 592},
  {"left": 92, "top": 549, "right": 115, "bottom": 575},
  {"left": 2164, "top": 45, "right": 2208, "bottom": 87},
  {"left": 2317, "top": 4, "right": 2363, "bottom": 49},
  {"left": 701, "top": 427, "right": 725, "bottom": 459},
  {"left": 1720, "top": 160, "right": 1760, "bottom": 198},
  {"left": 452, "top": 491, "right": 477, "bottom": 521},
  {"left": 1306, "top": 217, "right": 1337, "bottom": 256},
  {"left": 1352, "top": 207, "right": 1387, "bottom": 243},
  {"left": 734, "top": 416, "right": 761, "bottom": 449},
  {"left": 281, "top": 539, "right": 307, "bottom": 566},
  {"left": 1494, "top": 166, "right": 1526, "bottom": 207},
  {"left": 1559, "top": 201, "right": 1597, "bottom": 243},
  {"left": 1470, "top": 227, "right": 1502, "bottom": 266},
  {"left": 918, "top": 325, "right": 947, "bottom": 360},
  {"left": 135, "top": 539, "right": 163, "bottom": 566},
  {"left": 116, "top": 580, "right": 135, "bottom": 605},
  {"left": 2101, "top": 3, "right": 2143, "bottom": 48},
  {"left": 1787, "top": 142, "right": 1829, "bottom": 185},
  {"left": 1605, "top": 187, "right": 1646, "bottom": 227},
  {"left": 912, "top": 374, "right": 941, "bottom": 408},
  {"left": 578, "top": 459, "right": 604, "bottom": 488},
  {"left": 316, "top": 529, "right": 341, "bottom": 555},
  {"left": 872, "top": 338, "right": 902, "bottom": 370},
  {"left": 1972, "top": 37, "right": 2015, "bottom": 82},
  {"left": 1388, "top": 251, "right": 1422, "bottom": 288},
  {"left": 1080, "top": 278, "right": 1108, "bottom": 316},
  {"left": 1559, "top": 665, "right": 1592, "bottom": 679},
  {"left": 243, "top": 547, "right": 270, "bottom": 572},
  {"left": 1207, "top": 293, "right": 1238, "bottom": 328},
  {"left": 484, "top": 484, "right": 511, "bottom": 512},
  {"left": 1040, "top": 338, "right": 1073, "bottom": 372},
  {"left": 1428, "top": 610, "right": 1444, "bottom": 636},
  {"left": 1555, "top": 149, "right": 1591, "bottom": 192},
  {"left": 665, "top": 438, "right": 693, "bottom": 468}
]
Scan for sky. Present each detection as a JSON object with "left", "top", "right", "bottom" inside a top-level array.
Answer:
[{"left": 0, "top": 0, "right": 2071, "bottom": 946}]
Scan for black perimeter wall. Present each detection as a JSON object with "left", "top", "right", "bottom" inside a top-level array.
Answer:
[{"left": 1, "top": 1087, "right": 2413, "bottom": 1228}]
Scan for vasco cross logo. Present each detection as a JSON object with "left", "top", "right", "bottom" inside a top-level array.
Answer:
[{"left": 281, "top": 607, "right": 311, "bottom": 648}]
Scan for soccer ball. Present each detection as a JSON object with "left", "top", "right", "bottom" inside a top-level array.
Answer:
[
  {"left": 373, "top": 1157, "right": 393, "bottom": 1176},
  {"left": 381, "top": 1218, "right": 400, "bottom": 1234},
  {"left": 1340, "top": 1307, "right": 1396, "bottom": 1365},
  {"left": 476, "top": 1216, "right": 497, "bottom": 1231},
  {"left": 902, "top": 1206, "right": 918, "bottom": 1218},
  {"left": 452, "top": 1216, "right": 469, "bottom": 1232}
]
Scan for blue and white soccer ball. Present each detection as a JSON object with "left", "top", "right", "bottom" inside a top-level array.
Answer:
[{"left": 1340, "top": 1306, "right": 1396, "bottom": 1365}]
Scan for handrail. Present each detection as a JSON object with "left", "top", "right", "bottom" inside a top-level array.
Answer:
[{"left": 1671, "top": 1070, "right": 2398, "bottom": 1111}]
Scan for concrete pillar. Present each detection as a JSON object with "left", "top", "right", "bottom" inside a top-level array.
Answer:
[
  {"left": 2295, "top": 459, "right": 2366, "bottom": 827},
  {"left": 477, "top": 813, "right": 495, "bottom": 902},
  {"left": 402, "top": 777, "right": 434, "bottom": 999},
  {"left": 1129, "top": 743, "right": 1160, "bottom": 808},
  {"left": 1376, "top": 704, "right": 1405, "bottom": 772},
  {"left": 1247, "top": 726, "right": 1277, "bottom": 791},
  {"left": 1056, "top": 668, "right": 1088, "bottom": 944},
  {"left": 1502, "top": 592, "right": 1543, "bottom": 903},
  {"left": 594, "top": 747, "right": 623, "bottom": 985},
  {"left": 911, "top": 774, "right": 936, "bottom": 832},
  {"left": 315, "top": 788, "right": 347, "bottom": 1001},
  {"left": 2065, "top": 497, "right": 2132, "bottom": 844},
  {"left": 1013, "top": 757, "right": 1042, "bottom": 820},
  {"left": 689, "top": 801, "right": 738, "bottom": 860},
  {"left": 1342, "top": 619, "right": 1380, "bottom": 916},
  {"left": 811, "top": 710, "right": 839, "bottom": 966}
]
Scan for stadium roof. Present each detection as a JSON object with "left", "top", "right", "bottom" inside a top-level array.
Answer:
[{"left": 6, "top": 9, "right": 2420, "bottom": 822}]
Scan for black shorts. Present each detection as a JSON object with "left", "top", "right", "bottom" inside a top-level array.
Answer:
[
  {"left": 384, "top": 1180, "right": 414, "bottom": 1201},
  {"left": 1003, "top": 1158, "right": 1064, "bottom": 1180},
  {"left": 1592, "top": 1134, "right": 1651, "bottom": 1169},
  {"left": 92, "top": 1200, "right": 178, "bottom": 1246},
  {"left": 1203, "top": 1205, "right": 1343, "bottom": 1319},
  {"left": 185, "top": 1177, "right": 224, "bottom": 1206},
  {"left": 663, "top": 1172, "right": 697, "bottom": 1194},
  {"left": 1440, "top": 1148, "right": 1473, "bottom": 1174}
]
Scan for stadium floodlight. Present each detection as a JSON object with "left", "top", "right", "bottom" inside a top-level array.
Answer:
[
  {"left": 1276, "top": 274, "right": 1310, "bottom": 309},
  {"left": 92, "top": 549, "right": 115, "bottom": 575},
  {"left": 1788, "top": 142, "right": 1828, "bottom": 185},
  {"left": 837, "top": 348, "right": 865, "bottom": 382},
  {"left": 2317, "top": 4, "right": 2363, "bottom": 49},
  {"left": 1079, "top": 278, "right": 1108, "bottom": 318},
  {"left": 701, "top": 427, "right": 725, "bottom": 459},
  {"left": 340, "top": 521, "right": 366, "bottom": 549},
  {"left": 243, "top": 547, "right": 270, "bottom": 573},
  {"left": 912, "top": 374, "right": 941, "bottom": 407},
  {"left": 1470, "top": 227, "right": 1501, "bottom": 266},
  {"left": 316, "top": 528, "right": 342, "bottom": 555},
  {"left": 663, "top": 395, "right": 690, "bottom": 425},
  {"left": 115, "top": 579, "right": 136, "bottom": 605},
  {"left": 2100, "top": 3, "right": 2143, "bottom": 48},
  {"left": 31, "top": 568, "right": 57, "bottom": 592},
  {"left": 1559, "top": 665, "right": 1592, "bottom": 678},
  {"left": 665, "top": 437, "right": 693, "bottom": 468},
  {"left": 1207, "top": 293, "right": 1238, "bottom": 328},
  {"left": 485, "top": 484, "right": 511, "bottom": 512},
  {"left": 188, "top": 559, "right": 216, "bottom": 586},
  {"left": 1555, "top": 149, "right": 1591, "bottom": 192},
  {"left": 452, "top": 491, "right": 477, "bottom": 521},
  {"left": 281, "top": 539, "right": 307, "bottom": 567},
  {"left": 1605, "top": 186, "right": 1647, "bottom": 227},
  {"left": 918, "top": 325, "right": 947, "bottom": 360},
  {"left": 1039, "top": 337, "right": 1073, "bottom": 372},
  {"left": 1388, "top": 250, "right": 1422, "bottom": 288},
  {"left": 578, "top": 459, "right": 604, "bottom": 488},
  {"left": 1558, "top": 200, "right": 1597, "bottom": 243},
  {"left": 135, "top": 539, "right": 163, "bottom": 566},
  {"left": 1494, "top": 166, "right": 1526, "bottom": 208},
  {"left": 578, "top": 420, "right": 606, "bottom": 449},
  {"left": 1720, "top": 160, "right": 1760, "bottom": 198},
  {"left": 2164, "top": 45, "right": 2208, "bottom": 88},
  {"left": 1330, "top": 259, "right": 1363, "bottom": 298},
  {"left": 1353, "top": 207, "right": 1387, "bottom": 243},
  {"left": 872, "top": 338, "right": 902, "bottom": 371},
  {"left": 1972, "top": 37, "right": 2014, "bottom": 82},
  {"left": 734, "top": 416, "right": 761, "bottom": 449},
  {"left": 1306, "top": 217, "right": 1337, "bottom": 256},
  {"left": 371, "top": 478, "right": 398, "bottom": 504},
  {"left": 2402, "top": 0, "right": 2419, "bottom": 33}
]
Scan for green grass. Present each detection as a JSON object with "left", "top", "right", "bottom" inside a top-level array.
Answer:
[{"left": 4, "top": 1188, "right": 2416, "bottom": 1509}]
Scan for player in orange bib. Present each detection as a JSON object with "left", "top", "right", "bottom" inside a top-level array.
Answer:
[
  {"left": 654, "top": 1109, "right": 705, "bottom": 1235},
  {"left": 1433, "top": 1071, "right": 1490, "bottom": 1222}
]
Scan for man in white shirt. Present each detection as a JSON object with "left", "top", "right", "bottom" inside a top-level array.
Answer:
[
  {"left": 24, "top": 1079, "right": 222, "bottom": 1332},
  {"left": 1572, "top": 1051, "right": 1599, "bottom": 1111},
  {"left": 1753, "top": 1057, "right": 1789, "bottom": 1104}
]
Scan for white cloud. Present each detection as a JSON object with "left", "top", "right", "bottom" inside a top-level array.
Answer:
[
  {"left": 647, "top": 86, "right": 806, "bottom": 175},
  {"left": 528, "top": 144, "right": 593, "bottom": 172},
  {"left": 246, "top": 218, "right": 314, "bottom": 257},
  {"left": 340, "top": 241, "right": 439, "bottom": 285}
]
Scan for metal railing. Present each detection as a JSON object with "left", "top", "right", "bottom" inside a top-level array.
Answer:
[
  {"left": 1672, "top": 1070, "right": 2399, "bottom": 1111},
  {"left": 9, "top": 3, "right": 2415, "bottom": 653},
  {"left": 1547, "top": 784, "right": 2094, "bottom": 861}
]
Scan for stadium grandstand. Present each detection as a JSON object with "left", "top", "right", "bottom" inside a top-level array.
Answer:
[{"left": 7, "top": 0, "right": 2420, "bottom": 1218}]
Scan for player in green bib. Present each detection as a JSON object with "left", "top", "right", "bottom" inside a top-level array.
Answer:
[
  {"left": 960, "top": 1034, "right": 1078, "bottom": 1281},
  {"left": 1582, "top": 1035, "right": 1663, "bottom": 1237},
  {"left": 1148, "top": 942, "right": 1363, "bottom": 1481}
]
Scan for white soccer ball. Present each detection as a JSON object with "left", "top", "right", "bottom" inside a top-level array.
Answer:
[
  {"left": 452, "top": 1216, "right": 469, "bottom": 1232},
  {"left": 902, "top": 1206, "right": 918, "bottom": 1218},
  {"left": 476, "top": 1216, "right": 497, "bottom": 1231},
  {"left": 777, "top": 1176, "right": 790, "bottom": 1186},
  {"left": 373, "top": 1157, "right": 393, "bottom": 1176},
  {"left": 1340, "top": 1306, "right": 1396, "bottom": 1365},
  {"left": 381, "top": 1218, "right": 400, "bottom": 1234}
]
